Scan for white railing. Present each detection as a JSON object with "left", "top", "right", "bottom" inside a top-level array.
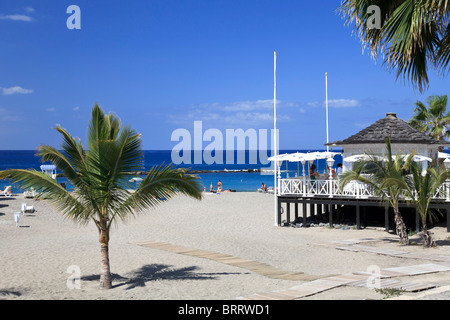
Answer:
[{"left": 279, "top": 178, "right": 450, "bottom": 201}]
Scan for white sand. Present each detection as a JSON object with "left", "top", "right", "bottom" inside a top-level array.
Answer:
[{"left": 1, "top": 192, "right": 450, "bottom": 300}]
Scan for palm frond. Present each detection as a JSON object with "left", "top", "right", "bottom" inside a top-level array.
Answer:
[
  {"left": 116, "top": 164, "right": 202, "bottom": 225},
  {"left": 338, "top": 0, "right": 450, "bottom": 92},
  {"left": 0, "top": 169, "right": 91, "bottom": 224}
]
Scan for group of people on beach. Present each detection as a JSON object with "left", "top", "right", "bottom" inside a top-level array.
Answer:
[
  {"left": 202, "top": 163, "right": 344, "bottom": 194},
  {"left": 204, "top": 180, "right": 234, "bottom": 193},
  {"left": 210, "top": 180, "right": 222, "bottom": 193}
]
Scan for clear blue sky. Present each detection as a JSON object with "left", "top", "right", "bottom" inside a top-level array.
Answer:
[{"left": 1, "top": 1, "right": 448, "bottom": 150}]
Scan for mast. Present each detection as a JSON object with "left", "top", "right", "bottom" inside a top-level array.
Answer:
[
  {"left": 273, "top": 51, "right": 278, "bottom": 227},
  {"left": 325, "top": 72, "right": 329, "bottom": 152}
]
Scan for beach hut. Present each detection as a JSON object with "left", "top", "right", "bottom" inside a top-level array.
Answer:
[
  {"left": 325, "top": 112, "right": 450, "bottom": 172},
  {"left": 40, "top": 164, "right": 57, "bottom": 179}
]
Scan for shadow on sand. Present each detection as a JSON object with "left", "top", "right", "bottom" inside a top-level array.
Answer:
[{"left": 81, "top": 263, "right": 245, "bottom": 290}]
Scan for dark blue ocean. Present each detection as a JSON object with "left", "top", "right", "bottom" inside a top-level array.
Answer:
[{"left": 0, "top": 150, "right": 342, "bottom": 193}]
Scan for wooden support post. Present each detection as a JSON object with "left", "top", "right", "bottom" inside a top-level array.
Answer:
[
  {"left": 302, "top": 202, "right": 307, "bottom": 227},
  {"left": 329, "top": 204, "right": 333, "bottom": 227},
  {"left": 385, "top": 206, "right": 389, "bottom": 232},
  {"left": 294, "top": 203, "right": 298, "bottom": 221},
  {"left": 415, "top": 207, "right": 420, "bottom": 232},
  {"left": 362, "top": 206, "right": 366, "bottom": 227},
  {"left": 277, "top": 197, "right": 282, "bottom": 226},
  {"left": 286, "top": 202, "right": 291, "bottom": 224},
  {"left": 310, "top": 203, "right": 315, "bottom": 222},
  {"left": 317, "top": 204, "right": 323, "bottom": 219},
  {"left": 356, "top": 205, "right": 361, "bottom": 229},
  {"left": 447, "top": 208, "right": 450, "bottom": 232}
]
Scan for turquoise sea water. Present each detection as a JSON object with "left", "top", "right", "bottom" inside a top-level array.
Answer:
[{"left": 0, "top": 150, "right": 343, "bottom": 193}]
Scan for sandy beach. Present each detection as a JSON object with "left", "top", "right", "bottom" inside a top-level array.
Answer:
[{"left": 1, "top": 191, "right": 450, "bottom": 301}]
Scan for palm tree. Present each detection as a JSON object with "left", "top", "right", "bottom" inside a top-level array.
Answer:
[
  {"left": 0, "top": 104, "right": 202, "bottom": 289},
  {"left": 338, "top": 1, "right": 450, "bottom": 92},
  {"left": 409, "top": 95, "right": 450, "bottom": 141},
  {"left": 399, "top": 163, "right": 449, "bottom": 247},
  {"left": 339, "top": 137, "right": 412, "bottom": 244}
]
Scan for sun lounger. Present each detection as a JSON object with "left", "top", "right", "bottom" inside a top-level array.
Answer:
[
  {"left": 23, "top": 188, "right": 36, "bottom": 198},
  {"left": 0, "top": 186, "right": 12, "bottom": 197},
  {"left": 21, "top": 202, "right": 35, "bottom": 214}
]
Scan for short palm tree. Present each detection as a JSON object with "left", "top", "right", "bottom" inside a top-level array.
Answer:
[
  {"left": 0, "top": 104, "right": 202, "bottom": 289},
  {"left": 400, "top": 163, "right": 449, "bottom": 247},
  {"left": 339, "top": 137, "right": 411, "bottom": 244},
  {"left": 408, "top": 95, "right": 450, "bottom": 141},
  {"left": 338, "top": 1, "right": 450, "bottom": 92}
]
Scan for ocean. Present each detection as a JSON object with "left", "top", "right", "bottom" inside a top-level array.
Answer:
[{"left": 0, "top": 150, "right": 343, "bottom": 193}]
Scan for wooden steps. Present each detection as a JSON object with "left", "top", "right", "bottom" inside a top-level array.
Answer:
[
  {"left": 132, "top": 240, "right": 323, "bottom": 281},
  {"left": 132, "top": 239, "right": 450, "bottom": 300},
  {"left": 238, "top": 264, "right": 447, "bottom": 300}
]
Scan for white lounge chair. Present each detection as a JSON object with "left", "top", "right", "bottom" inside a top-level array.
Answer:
[
  {"left": 21, "top": 202, "right": 35, "bottom": 214},
  {"left": 23, "top": 188, "right": 36, "bottom": 199},
  {"left": 0, "top": 186, "right": 12, "bottom": 197}
]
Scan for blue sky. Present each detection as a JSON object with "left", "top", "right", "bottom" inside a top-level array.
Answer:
[{"left": 1, "top": 1, "right": 448, "bottom": 151}]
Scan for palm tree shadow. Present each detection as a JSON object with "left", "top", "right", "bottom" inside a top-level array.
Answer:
[
  {"left": 0, "top": 288, "right": 23, "bottom": 298},
  {"left": 82, "top": 264, "right": 245, "bottom": 290}
]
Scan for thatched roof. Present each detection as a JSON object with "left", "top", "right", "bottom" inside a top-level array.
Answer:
[{"left": 326, "top": 112, "right": 450, "bottom": 146}]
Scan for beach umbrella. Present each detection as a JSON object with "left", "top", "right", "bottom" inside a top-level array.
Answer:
[
  {"left": 344, "top": 154, "right": 431, "bottom": 163},
  {"left": 343, "top": 154, "right": 374, "bottom": 162},
  {"left": 281, "top": 152, "right": 306, "bottom": 162},
  {"left": 268, "top": 153, "right": 292, "bottom": 178},
  {"left": 303, "top": 151, "right": 341, "bottom": 173},
  {"left": 308, "top": 151, "right": 340, "bottom": 160},
  {"left": 438, "top": 152, "right": 450, "bottom": 159},
  {"left": 267, "top": 153, "right": 291, "bottom": 162},
  {"left": 397, "top": 155, "right": 432, "bottom": 162},
  {"left": 284, "top": 152, "right": 315, "bottom": 175}
]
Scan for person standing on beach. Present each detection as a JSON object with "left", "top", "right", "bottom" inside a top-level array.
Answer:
[{"left": 217, "top": 180, "right": 222, "bottom": 192}]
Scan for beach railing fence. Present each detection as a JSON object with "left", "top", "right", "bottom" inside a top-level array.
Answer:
[{"left": 279, "top": 178, "right": 450, "bottom": 201}]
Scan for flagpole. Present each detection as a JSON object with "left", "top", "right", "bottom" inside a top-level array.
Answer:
[
  {"left": 273, "top": 51, "right": 278, "bottom": 227},
  {"left": 325, "top": 72, "right": 329, "bottom": 152}
]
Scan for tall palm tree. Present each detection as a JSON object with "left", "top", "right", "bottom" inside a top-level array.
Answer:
[
  {"left": 0, "top": 104, "right": 202, "bottom": 289},
  {"left": 339, "top": 137, "right": 412, "bottom": 244},
  {"left": 338, "top": 1, "right": 450, "bottom": 92},
  {"left": 408, "top": 95, "right": 450, "bottom": 141}
]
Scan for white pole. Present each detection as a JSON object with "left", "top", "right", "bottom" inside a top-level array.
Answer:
[
  {"left": 273, "top": 51, "right": 278, "bottom": 227},
  {"left": 325, "top": 72, "right": 329, "bottom": 152}
]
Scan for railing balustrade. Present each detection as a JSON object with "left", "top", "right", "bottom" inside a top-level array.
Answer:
[{"left": 279, "top": 178, "right": 450, "bottom": 201}]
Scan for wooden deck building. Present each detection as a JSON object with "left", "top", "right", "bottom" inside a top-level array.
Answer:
[{"left": 276, "top": 113, "right": 450, "bottom": 232}]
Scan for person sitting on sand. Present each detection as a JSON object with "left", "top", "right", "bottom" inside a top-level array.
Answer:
[
  {"left": 261, "top": 182, "right": 267, "bottom": 192},
  {"left": 309, "top": 164, "right": 319, "bottom": 180},
  {"left": 209, "top": 183, "right": 215, "bottom": 193}
]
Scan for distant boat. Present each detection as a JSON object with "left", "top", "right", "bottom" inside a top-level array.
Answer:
[{"left": 129, "top": 177, "right": 143, "bottom": 183}]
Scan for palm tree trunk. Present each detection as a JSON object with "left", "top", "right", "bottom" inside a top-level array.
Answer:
[
  {"left": 99, "top": 228, "right": 112, "bottom": 289},
  {"left": 393, "top": 208, "right": 409, "bottom": 245},
  {"left": 421, "top": 224, "right": 436, "bottom": 248}
]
